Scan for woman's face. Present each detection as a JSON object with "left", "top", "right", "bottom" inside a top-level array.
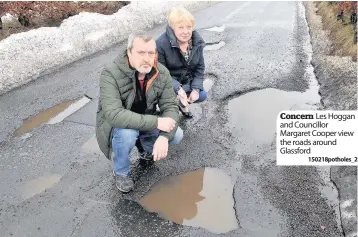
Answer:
[{"left": 173, "top": 21, "right": 193, "bottom": 43}]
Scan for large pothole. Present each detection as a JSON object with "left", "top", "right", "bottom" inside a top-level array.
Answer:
[
  {"left": 139, "top": 168, "right": 239, "bottom": 234},
  {"left": 227, "top": 14, "right": 321, "bottom": 154},
  {"left": 228, "top": 87, "right": 320, "bottom": 153},
  {"left": 112, "top": 199, "right": 181, "bottom": 236},
  {"left": 13, "top": 96, "right": 91, "bottom": 136}
]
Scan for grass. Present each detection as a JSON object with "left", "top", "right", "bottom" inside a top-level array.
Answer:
[{"left": 315, "top": 1, "right": 357, "bottom": 61}]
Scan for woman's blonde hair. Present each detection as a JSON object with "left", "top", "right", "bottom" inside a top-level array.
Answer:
[{"left": 168, "top": 7, "right": 195, "bottom": 29}]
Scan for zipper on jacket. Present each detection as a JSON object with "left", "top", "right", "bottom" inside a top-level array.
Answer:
[
  {"left": 128, "top": 79, "right": 136, "bottom": 109},
  {"left": 171, "top": 44, "right": 189, "bottom": 66},
  {"left": 187, "top": 47, "right": 199, "bottom": 65},
  {"left": 145, "top": 77, "right": 156, "bottom": 112},
  {"left": 187, "top": 43, "right": 204, "bottom": 65}
]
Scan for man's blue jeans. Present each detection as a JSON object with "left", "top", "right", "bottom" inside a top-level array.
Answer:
[{"left": 111, "top": 127, "right": 183, "bottom": 176}]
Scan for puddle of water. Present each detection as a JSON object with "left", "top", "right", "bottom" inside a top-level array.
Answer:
[
  {"left": 228, "top": 86, "right": 321, "bottom": 152},
  {"left": 205, "top": 25, "right": 225, "bottom": 32},
  {"left": 112, "top": 199, "right": 181, "bottom": 236},
  {"left": 13, "top": 97, "right": 90, "bottom": 136},
  {"left": 204, "top": 41, "right": 226, "bottom": 51},
  {"left": 203, "top": 78, "right": 214, "bottom": 92},
  {"left": 47, "top": 96, "right": 91, "bottom": 124},
  {"left": 22, "top": 174, "right": 62, "bottom": 199},
  {"left": 13, "top": 99, "right": 78, "bottom": 136},
  {"left": 139, "top": 168, "right": 238, "bottom": 234},
  {"left": 228, "top": 88, "right": 317, "bottom": 150},
  {"left": 320, "top": 185, "right": 338, "bottom": 203},
  {"left": 316, "top": 167, "right": 339, "bottom": 204}
]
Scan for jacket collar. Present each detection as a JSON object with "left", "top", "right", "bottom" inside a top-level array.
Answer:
[{"left": 165, "top": 25, "right": 205, "bottom": 48}]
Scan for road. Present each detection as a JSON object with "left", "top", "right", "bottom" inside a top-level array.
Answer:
[{"left": 0, "top": 2, "right": 344, "bottom": 237}]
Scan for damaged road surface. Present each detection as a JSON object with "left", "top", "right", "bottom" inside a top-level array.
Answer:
[{"left": 0, "top": 2, "right": 348, "bottom": 237}]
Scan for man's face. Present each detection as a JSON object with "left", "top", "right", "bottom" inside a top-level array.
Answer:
[{"left": 127, "top": 38, "right": 156, "bottom": 74}]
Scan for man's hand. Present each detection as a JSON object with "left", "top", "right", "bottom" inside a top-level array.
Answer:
[
  {"left": 178, "top": 87, "right": 189, "bottom": 107},
  {"left": 157, "top": 117, "right": 176, "bottom": 133},
  {"left": 153, "top": 136, "right": 169, "bottom": 161},
  {"left": 188, "top": 90, "right": 199, "bottom": 103}
]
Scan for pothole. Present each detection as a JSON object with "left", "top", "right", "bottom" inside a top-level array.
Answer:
[
  {"left": 316, "top": 166, "right": 342, "bottom": 233},
  {"left": 205, "top": 25, "right": 225, "bottom": 32},
  {"left": 228, "top": 12, "right": 321, "bottom": 153},
  {"left": 203, "top": 77, "right": 214, "bottom": 92},
  {"left": 139, "top": 168, "right": 239, "bottom": 234},
  {"left": 22, "top": 174, "right": 62, "bottom": 200},
  {"left": 204, "top": 41, "right": 225, "bottom": 51},
  {"left": 112, "top": 199, "right": 181, "bottom": 236},
  {"left": 228, "top": 87, "right": 320, "bottom": 153},
  {"left": 13, "top": 96, "right": 91, "bottom": 136},
  {"left": 181, "top": 76, "right": 215, "bottom": 125}
]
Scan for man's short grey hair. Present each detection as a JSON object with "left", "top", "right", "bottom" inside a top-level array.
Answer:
[{"left": 127, "top": 30, "right": 156, "bottom": 50}]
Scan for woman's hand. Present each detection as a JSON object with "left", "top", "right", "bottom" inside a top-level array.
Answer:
[
  {"left": 178, "top": 87, "right": 189, "bottom": 107},
  {"left": 188, "top": 90, "right": 199, "bottom": 103}
]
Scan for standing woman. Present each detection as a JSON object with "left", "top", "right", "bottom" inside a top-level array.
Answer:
[{"left": 156, "top": 7, "right": 207, "bottom": 118}]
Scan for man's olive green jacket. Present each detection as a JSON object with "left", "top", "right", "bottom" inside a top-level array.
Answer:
[{"left": 96, "top": 51, "right": 179, "bottom": 159}]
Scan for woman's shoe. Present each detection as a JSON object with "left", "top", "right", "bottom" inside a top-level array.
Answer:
[{"left": 178, "top": 105, "right": 193, "bottom": 118}]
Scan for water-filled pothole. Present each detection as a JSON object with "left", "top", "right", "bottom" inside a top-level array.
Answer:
[
  {"left": 204, "top": 41, "right": 226, "bottom": 51},
  {"left": 112, "top": 199, "right": 181, "bottom": 236},
  {"left": 228, "top": 87, "right": 320, "bottom": 152},
  {"left": 228, "top": 22, "right": 321, "bottom": 152},
  {"left": 139, "top": 168, "right": 239, "bottom": 234},
  {"left": 22, "top": 174, "right": 61, "bottom": 200},
  {"left": 13, "top": 96, "right": 91, "bottom": 136},
  {"left": 203, "top": 78, "right": 214, "bottom": 92},
  {"left": 205, "top": 25, "right": 225, "bottom": 32}
]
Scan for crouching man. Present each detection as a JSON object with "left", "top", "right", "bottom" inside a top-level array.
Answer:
[{"left": 96, "top": 31, "right": 183, "bottom": 193}]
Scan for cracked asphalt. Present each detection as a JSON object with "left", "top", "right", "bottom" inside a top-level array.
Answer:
[{"left": 0, "top": 2, "right": 346, "bottom": 237}]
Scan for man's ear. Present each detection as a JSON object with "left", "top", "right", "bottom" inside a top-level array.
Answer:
[{"left": 127, "top": 49, "right": 131, "bottom": 56}]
